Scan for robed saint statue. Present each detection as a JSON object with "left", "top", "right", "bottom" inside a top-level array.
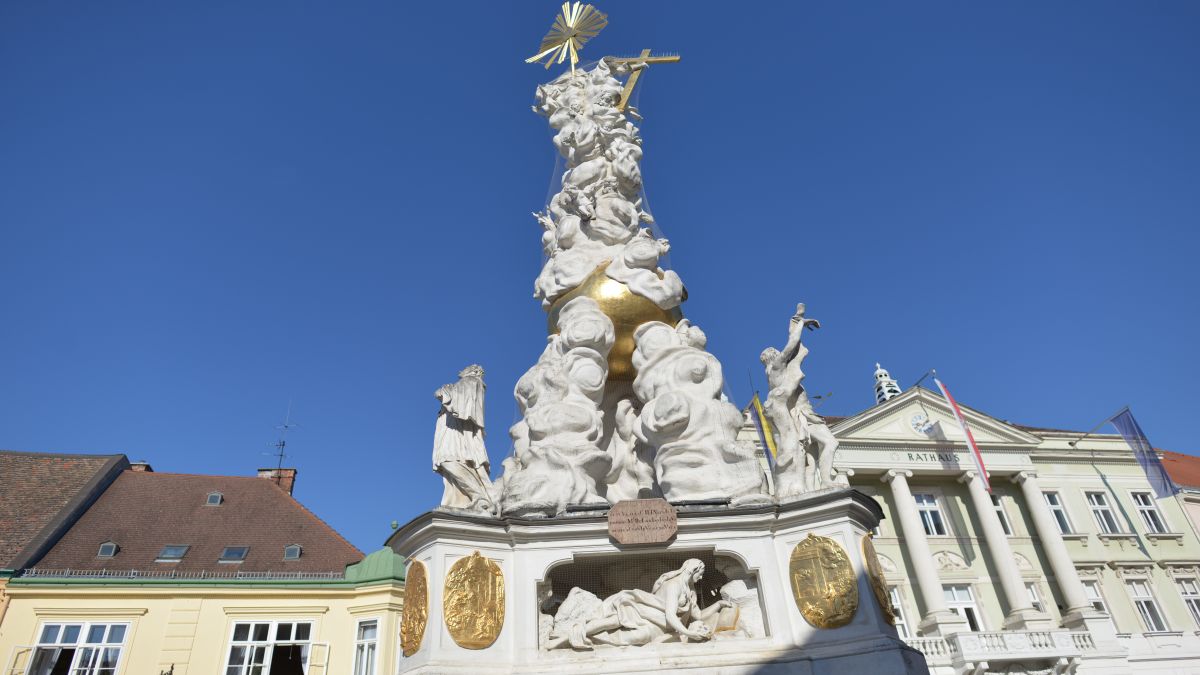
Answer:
[{"left": 433, "top": 364, "right": 496, "bottom": 513}]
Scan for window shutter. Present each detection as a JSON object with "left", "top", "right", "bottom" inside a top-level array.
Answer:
[
  {"left": 307, "top": 642, "right": 330, "bottom": 675},
  {"left": 6, "top": 646, "right": 34, "bottom": 675}
]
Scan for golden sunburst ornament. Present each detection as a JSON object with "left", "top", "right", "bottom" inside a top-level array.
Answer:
[{"left": 525, "top": 2, "right": 608, "bottom": 74}]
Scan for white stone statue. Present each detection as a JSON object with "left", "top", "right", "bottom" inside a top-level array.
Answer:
[
  {"left": 760, "top": 303, "right": 839, "bottom": 496},
  {"left": 602, "top": 394, "right": 657, "bottom": 501},
  {"left": 712, "top": 558, "right": 764, "bottom": 639},
  {"left": 605, "top": 230, "right": 684, "bottom": 310},
  {"left": 432, "top": 365, "right": 496, "bottom": 513},
  {"left": 500, "top": 297, "right": 615, "bottom": 516},
  {"left": 531, "top": 60, "right": 681, "bottom": 312},
  {"left": 632, "top": 320, "right": 768, "bottom": 504},
  {"left": 545, "top": 559, "right": 733, "bottom": 650}
]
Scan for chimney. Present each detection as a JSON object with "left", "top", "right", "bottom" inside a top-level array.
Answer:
[
  {"left": 130, "top": 461, "right": 154, "bottom": 472},
  {"left": 258, "top": 468, "right": 297, "bottom": 495}
]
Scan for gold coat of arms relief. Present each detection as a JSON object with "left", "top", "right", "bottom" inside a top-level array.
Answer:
[
  {"left": 443, "top": 550, "right": 505, "bottom": 649},
  {"left": 400, "top": 560, "right": 429, "bottom": 657},
  {"left": 861, "top": 534, "right": 896, "bottom": 625},
  {"left": 788, "top": 533, "right": 859, "bottom": 629}
]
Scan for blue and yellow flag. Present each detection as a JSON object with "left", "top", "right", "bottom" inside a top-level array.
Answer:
[{"left": 749, "top": 392, "right": 778, "bottom": 465}]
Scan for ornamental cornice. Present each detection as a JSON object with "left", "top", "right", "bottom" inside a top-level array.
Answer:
[
  {"left": 34, "top": 607, "right": 148, "bottom": 618},
  {"left": 837, "top": 443, "right": 1035, "bottom": 455}
]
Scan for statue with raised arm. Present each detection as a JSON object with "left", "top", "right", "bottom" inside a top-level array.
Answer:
[
  {"left": 761, "top": 304, "right": 839, "bottom": 496},
  {"left": 432, "top": 365, "right": 496, "bottom": 513},
  {"left": 545, "top": 558, "right": 733, "bottom": 650}
]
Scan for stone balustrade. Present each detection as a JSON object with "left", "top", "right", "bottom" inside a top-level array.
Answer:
[{"left": 904, "top": 629, "right": 1096, "bottom": 671}]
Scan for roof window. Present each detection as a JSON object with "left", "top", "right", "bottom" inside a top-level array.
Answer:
[
  {"left": 97, "top": 541, "right": 118, "bottom": 558},
  {"left": 220, "top": 546, "right": 249, "bottom": 563},
  {"left": 283, "top": 544, "right": 302, "bottom": 561},
  {"left": 156, "top": 545, "right": 189, "bottom": 562},
  {"left": 206, "top": 491, "right": 224, "bottom": 506}
]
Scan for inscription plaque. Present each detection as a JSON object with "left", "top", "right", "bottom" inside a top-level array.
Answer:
[{"left": 607, "top": 498, "right": 678, "bottom": 545}]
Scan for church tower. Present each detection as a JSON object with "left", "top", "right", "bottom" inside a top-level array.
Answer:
[{"left": 873, "top": 362, "right": 902, "bottom": 403}]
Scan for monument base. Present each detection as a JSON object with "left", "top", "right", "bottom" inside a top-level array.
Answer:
[{"left": 386, "top": 488, "right": 928, "bottom": 674}]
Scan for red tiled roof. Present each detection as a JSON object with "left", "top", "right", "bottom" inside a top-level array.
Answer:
[
  {"left": 1162, "top": 451, "right": 1200, "bottom": 490},
  {"left": 0, "top": 450, "right": 127, "bottom": 569},
  {"left": 33, "top": 471, "right": 363, "bottom": 574}
]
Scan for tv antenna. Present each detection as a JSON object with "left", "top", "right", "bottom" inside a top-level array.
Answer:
[{"left": 266, "top": 401, "right": 299, "bottom": 472}]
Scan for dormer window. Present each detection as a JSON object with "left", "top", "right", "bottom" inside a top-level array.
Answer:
[
  {"left": 283, "top": 544, "right": 302, "bottom": 561},
  {"left": 157, "top": 545, "right": 189, "bottom": 562},
  {"left": 97, "top": 541, "right": 118, "bottom": 558},
  {"left": 220, "top": 546, "right": 249, "bottom": 563},
  {"left": 206, "top": 491, "right": 224, "bottom": 506}
]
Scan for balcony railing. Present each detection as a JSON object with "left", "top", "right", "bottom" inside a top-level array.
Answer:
[{"left": 904, "top": 630, "right": 1095, "bottom": 668}]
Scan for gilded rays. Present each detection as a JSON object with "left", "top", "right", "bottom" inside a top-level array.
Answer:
[{"left": 525, "top": 2, "right": 608, "bottom": 73}]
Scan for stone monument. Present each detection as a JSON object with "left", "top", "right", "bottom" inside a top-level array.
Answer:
[{"left": 388, "top": 4, "right": 928, "bottom": 673}]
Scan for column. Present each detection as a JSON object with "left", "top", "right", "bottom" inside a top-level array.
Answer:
[
  {"left": 1012, "top": 471, "right": 1092, "bottom": 622},
  {"left": 882, "top": 469, "right": 967, "bottom": 635},
  {"left": 959, "top": 471, "right": 1043, "bottom": 629}
]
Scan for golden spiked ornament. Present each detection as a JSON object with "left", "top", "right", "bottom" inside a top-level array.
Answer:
[{"left": 525, "top": 2, "right": 608, "bottom": 74}]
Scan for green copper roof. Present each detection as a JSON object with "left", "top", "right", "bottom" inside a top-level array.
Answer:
[{"left": 344, "top": 547, "right": 405, "bottom": 584}]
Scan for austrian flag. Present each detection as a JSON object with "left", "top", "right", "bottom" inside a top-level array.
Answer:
[{"left": 934, "top": 377, "right": 991, "bottom": 492}]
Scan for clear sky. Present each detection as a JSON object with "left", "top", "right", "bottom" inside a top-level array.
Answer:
[{"left": 2, "top": 2, "right": 1197, "bottom": 553}]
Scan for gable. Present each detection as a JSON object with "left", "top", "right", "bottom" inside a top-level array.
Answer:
[{"left": 831, "top": 387, "right": 1042, "bottom": 448}]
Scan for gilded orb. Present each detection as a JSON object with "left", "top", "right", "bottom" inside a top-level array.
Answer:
[{"left": 547, "top": 263, "right": 684, "bottom": 380}]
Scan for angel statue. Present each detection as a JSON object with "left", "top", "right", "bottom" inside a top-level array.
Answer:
[
  {"left": 545, "top": 559, "right": 733, "bottom": 650},
  {"left": 432, "top": 364, "right": 496, "bottom": 513},
  {"left": 760, "top": 304, "right": 839, "bottom": 497}
]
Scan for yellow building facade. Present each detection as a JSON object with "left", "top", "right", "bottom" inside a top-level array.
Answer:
[{"left": 1, "top": 550, "right": 404, "bottom": 675}]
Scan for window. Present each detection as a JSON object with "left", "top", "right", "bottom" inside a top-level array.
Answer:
[
  {"left": 157, "top": 545, "right": 189, "bottom": 562},
  {"left": 944, "top": 585, "right": 983, "bottom": 631},
  {"left": 28, "top": 622, "right": 128, "bottom": 675},
  {"left": 1043, "top": 492, "right": 1073, "bottom": 534},
  {"left": 221, "top": 546, "right": 250, "bottom": 562},
  {"left": 914, "top": 493, "right": 948, "bottom": 536},
  {"left": 1176, "top": 577, "right": 1200, "bottom": 627},
  {"left": 97, "top": 542, "right": 118, "bottom": 558},
  {"left": 226, "top": 621, "right": 312, "bottom": 675},
  {"left": 1132, "top": 492, "right": 1168, "bottom": 534},
  {"left": 1082, "top": 579, "right": 1118, "bottom": 631},
  {"left": 207, "top": 491, "right": 224, "bottom": 506},
  {"left": 1086, "top": 492, "right": 1121, "bottom": 534},
  {"left": 284, "top": 544, "right": 302, "bottom": 561},
  {"left": 991, "top": 494, "right": 1013, "bottom": 535},
  {"left": 1025, "top": 582, "right": 1044, "bottom": 613},
  {"left": 888, "top": 587, "right": 910, "bottom": 639},
  {"left": 1126, "top": 579, "right": 1168, "bottom": 632},
  {"left": 352, "top": 619, "right": 378, "bottom": 675},
  {"left": 1082, "top": 579, "right": 1109, "bottom": 615}
]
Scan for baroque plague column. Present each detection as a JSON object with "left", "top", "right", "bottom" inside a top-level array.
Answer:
[{"left": 387, "top": 4, "right": 926, "bottom": 674}]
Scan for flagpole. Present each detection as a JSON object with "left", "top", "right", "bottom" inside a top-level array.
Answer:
[{"left": 1067, "top": 405, "right": 1131, "bottom": 448}]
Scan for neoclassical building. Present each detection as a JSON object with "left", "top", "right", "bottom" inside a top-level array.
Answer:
[{"left": 740, "top": 365, "right": 1200, "bottom": 673}]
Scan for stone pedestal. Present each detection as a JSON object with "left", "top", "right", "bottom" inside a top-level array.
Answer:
[{"left": 386, "top": 488, "right": 928, "bottom": 674}]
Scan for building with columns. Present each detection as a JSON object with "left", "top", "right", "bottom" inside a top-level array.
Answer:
[{"left": 745, "top": 369, "right": 1200, "bottom": 674}]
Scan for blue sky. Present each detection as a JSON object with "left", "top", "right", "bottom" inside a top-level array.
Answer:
[{"left": 2, "top": 2, "right": 1197, "bottom": 552}]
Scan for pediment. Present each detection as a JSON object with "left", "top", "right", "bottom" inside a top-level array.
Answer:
[{"left": 830, "top": 387, "right": 1041, "bottom": 447}]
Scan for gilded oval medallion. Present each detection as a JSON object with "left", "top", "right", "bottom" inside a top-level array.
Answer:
[
  {"left": 861, "top": 534, "right": 895, "bottom": 625},
  {"left": 400, "top": 560, "right": 429, "bottom": 657},
  {"left": 443, "top": 551, "right": 505, "bottom": 649},
  {"left": 789, "top": 533, "right": 859, "bottom": 629}
]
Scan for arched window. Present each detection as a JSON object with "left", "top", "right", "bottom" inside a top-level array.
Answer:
[
  {"left": 97, "top": 541, "right": 118, "bottom": 558},
  {"left": 283, "top": 544, "right": 302, "bottom": 561},
  {"left": 206, "top": 492, "right": 224, "bottom": 506}
]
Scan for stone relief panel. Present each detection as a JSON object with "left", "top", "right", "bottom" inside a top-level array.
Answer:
[
  {"left": 934, "top": 550, "right": 969, "bottom": 571},
  {"left": 537, "top": 550, "right": 765, "bottom": 650}
]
